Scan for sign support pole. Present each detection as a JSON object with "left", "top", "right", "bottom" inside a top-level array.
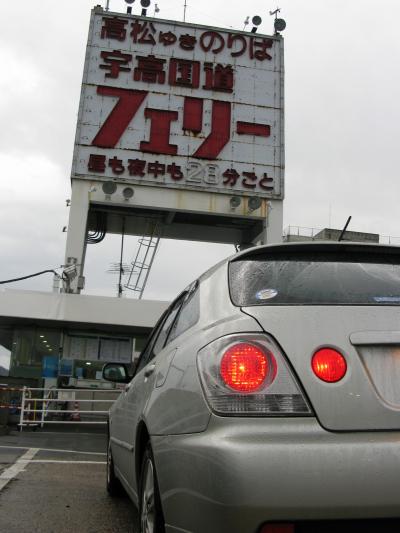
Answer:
[
  {"left": 63, "top": 180, "right": 90, "bottom": 294},
  {"left": 264, "top": 200, "right": 283, "bottom": 244}
]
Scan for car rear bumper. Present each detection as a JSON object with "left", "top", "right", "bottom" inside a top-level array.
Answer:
[{"left": 151, "top": 416, "right": 400, "bottom": 533}]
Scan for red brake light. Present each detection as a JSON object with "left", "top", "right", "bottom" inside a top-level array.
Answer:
[
  {"left": 312, "top": 348, "right": 347, "bottom": 383},
  {"left": 220, "top": 342, "right": 275, "bottom": 392},
  {"left": 260, "top": 524, "right": 295, "bottom": 533}
]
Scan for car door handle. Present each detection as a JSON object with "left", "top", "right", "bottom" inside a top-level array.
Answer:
[{"left": 144, "top": 364, "right": 156, "bottom": 378}]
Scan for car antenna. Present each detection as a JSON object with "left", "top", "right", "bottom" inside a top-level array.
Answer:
[{"left": 338, "top": 216, "right": 352, "bottom": 241}]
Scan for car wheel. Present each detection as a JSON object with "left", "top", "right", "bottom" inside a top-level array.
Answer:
[
  {"left": 139, "top": 444, "right": 165, "bottom": 533},
  {"left": 107, "top": 439, "right": 123, "bottom": 496}
]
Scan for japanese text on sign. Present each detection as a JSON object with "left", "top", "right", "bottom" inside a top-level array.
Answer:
[
  {"left": 72, "top": 10, "right": 284, "bottom": 199},
  {"left": 101, "top": 17, "right": 274, "bottom": 61}
]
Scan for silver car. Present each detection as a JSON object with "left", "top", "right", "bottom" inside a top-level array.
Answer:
[{"left": 104, "top": 242, "right": 400, "bottom": 533}]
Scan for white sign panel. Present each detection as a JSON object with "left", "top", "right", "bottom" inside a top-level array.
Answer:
[{"left": 72, "top": 8, "right": 284, "bottom": 198}]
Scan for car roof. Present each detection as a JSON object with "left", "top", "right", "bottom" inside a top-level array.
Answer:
[
  {"left": 230, "top": 241, "right": 400, "bottom": 262},
  {"left": 196, "top": 241, "right": 400, "bottom": 286}
]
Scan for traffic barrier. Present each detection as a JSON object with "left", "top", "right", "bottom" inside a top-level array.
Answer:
[{"left": 18, "top": 387, "right": 121, "bottom": 430}]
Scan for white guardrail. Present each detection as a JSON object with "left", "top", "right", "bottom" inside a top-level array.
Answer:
[{"left": 17, "top": 387, "right": 122, "bottom": 430}]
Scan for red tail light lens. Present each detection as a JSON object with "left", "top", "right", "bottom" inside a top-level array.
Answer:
[
  {"left": 260, "top": 524, "right": 295, "bottom": 533},
  {"left": 198, "top": 333, "right": 313, "bottom": 415},
  {"left": 220, "top": 342, "right": 275, "bottom": 392},
  {"left": 312, "top": 348, "right": 347, "bottom": 383}
]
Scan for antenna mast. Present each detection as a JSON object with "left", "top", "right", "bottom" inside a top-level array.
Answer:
[
  {"left": 183, "top": 0, "right": 188, "bottom": 22},
  {"left": 269, "top": 7, "right": 281, "bottom": 19},
  {"left": 105, "top": 0, "right": 110, "bottom": 11},
  {"left": 338, "top": 216, "right": 352, "bottom": 241}
]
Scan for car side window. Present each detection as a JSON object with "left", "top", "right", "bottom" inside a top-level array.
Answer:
[
  {"left": 135, "top": 294, "right": 186, "bottom": 373},
  {"left": 135, "top": 313, "right": 167, "bottom": 374},
  {"left": 167, "top": 282, "right": 200, "bottom": 344},
  {"left": 151, "top": 296, "right": 185, "bottom": 355}
]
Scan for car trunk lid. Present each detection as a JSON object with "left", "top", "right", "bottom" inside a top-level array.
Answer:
[{"left": 242, "top": 305, "right": 400, "bottom": 431}]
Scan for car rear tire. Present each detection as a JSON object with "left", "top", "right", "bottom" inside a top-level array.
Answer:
[
  {"left": 139, "top": 443, "right": 165, "bottom": 533},
  {"left": 107, "top": 439, "right": 123, "bottom": 496}
]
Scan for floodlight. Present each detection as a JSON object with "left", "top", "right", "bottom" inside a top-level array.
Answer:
[
  {"left": 230, "top": 196, "right": 242, "bottom": 209},
  {"left": 102, "top": 181, "right": 117, "bottom": 195},
  {"left": 248, "top": 196, "right": 262, "bottom": 211},
  {"left": 125, "top": 0, "right": 135, "bottom": 13},
  {"left": 63, "top": 264, "right": 77, "bottom": 281},
  {"left": 251, "top": 15, "right": 262, "bottom": 33},
  {"left": 141, "top": 0, "right": 150, "bottom": 15},
  {"left": 274, "top": 18, "right": 286, "bottom": 32},
  {"left": 122, "top": 187, "right": 134, "bottom": 200}
]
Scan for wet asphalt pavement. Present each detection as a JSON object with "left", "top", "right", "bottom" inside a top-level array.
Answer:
[{"left": 0, "top": 428, "right": 138, "bottom": 532}]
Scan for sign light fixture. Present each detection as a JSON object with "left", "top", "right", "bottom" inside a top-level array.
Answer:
[{"left": 251, "top": 15, "right": 262, "bottom": 33}]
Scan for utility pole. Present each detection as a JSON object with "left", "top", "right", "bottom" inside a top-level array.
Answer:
[{"left": 118, "top": 218, "right": 126, "bottom": 298}]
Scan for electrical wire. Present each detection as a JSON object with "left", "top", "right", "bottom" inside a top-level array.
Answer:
[
  {"left": 0, "top": 269, "right": 65, "bottom": 285},
  {"left": 87, "top": 212, "right": 107, "bottom": 244}
]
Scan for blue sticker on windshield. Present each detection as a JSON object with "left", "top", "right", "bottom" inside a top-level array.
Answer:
[
  {"left": 256, "top": 289, "right": 278, "bottom": 300},
  {"left": 374, "top": 296, "right": 400, "bottom": 303}
]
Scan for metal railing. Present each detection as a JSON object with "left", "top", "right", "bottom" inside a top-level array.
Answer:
[
  {"left": 380, "top": 235, "right": 400, "bottom": 245},
  {"left": 17, "top": 387, "right": 121, "bottom": 430},
  {"left": 283, "top": 225, "right": 323, "bottom": 239},
  {"left": 285, "top": 226, "right": 400, "bottom": 245}
]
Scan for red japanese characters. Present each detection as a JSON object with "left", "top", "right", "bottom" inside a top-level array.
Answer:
[
  {"left": 91, "top": 86, "right": 270, "bottom": 161},
  {"left": 99, "top": 51, "right": 234, "bottom": 93},
  {"left": 101, "top": 17, "right": 274, "bottom": 62}
]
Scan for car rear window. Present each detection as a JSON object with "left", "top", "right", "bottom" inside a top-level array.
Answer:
[{"left": 229, "top": 250, "right": 400, "bottom": 306}]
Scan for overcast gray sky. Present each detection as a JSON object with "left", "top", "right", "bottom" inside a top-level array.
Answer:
[{"left": 1, "top": 0, "right": 400, "bottom": 305}]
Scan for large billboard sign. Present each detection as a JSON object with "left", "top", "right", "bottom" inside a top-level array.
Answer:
[{"left": 72, "top": 8, "right": 284, "bottom": 199}]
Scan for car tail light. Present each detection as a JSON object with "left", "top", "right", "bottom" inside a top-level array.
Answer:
[
  {"left": 260, "top": 524, "right": 295, "bottom": 533},
  {"left": 220, "top": 342, "right": 276, "bottom": 392},
  {"left": 197, "top": 334, "right": 312, "bottom": 416},
  {"left": 312, "top": 348, "right": 347, "bottom": 383}
]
